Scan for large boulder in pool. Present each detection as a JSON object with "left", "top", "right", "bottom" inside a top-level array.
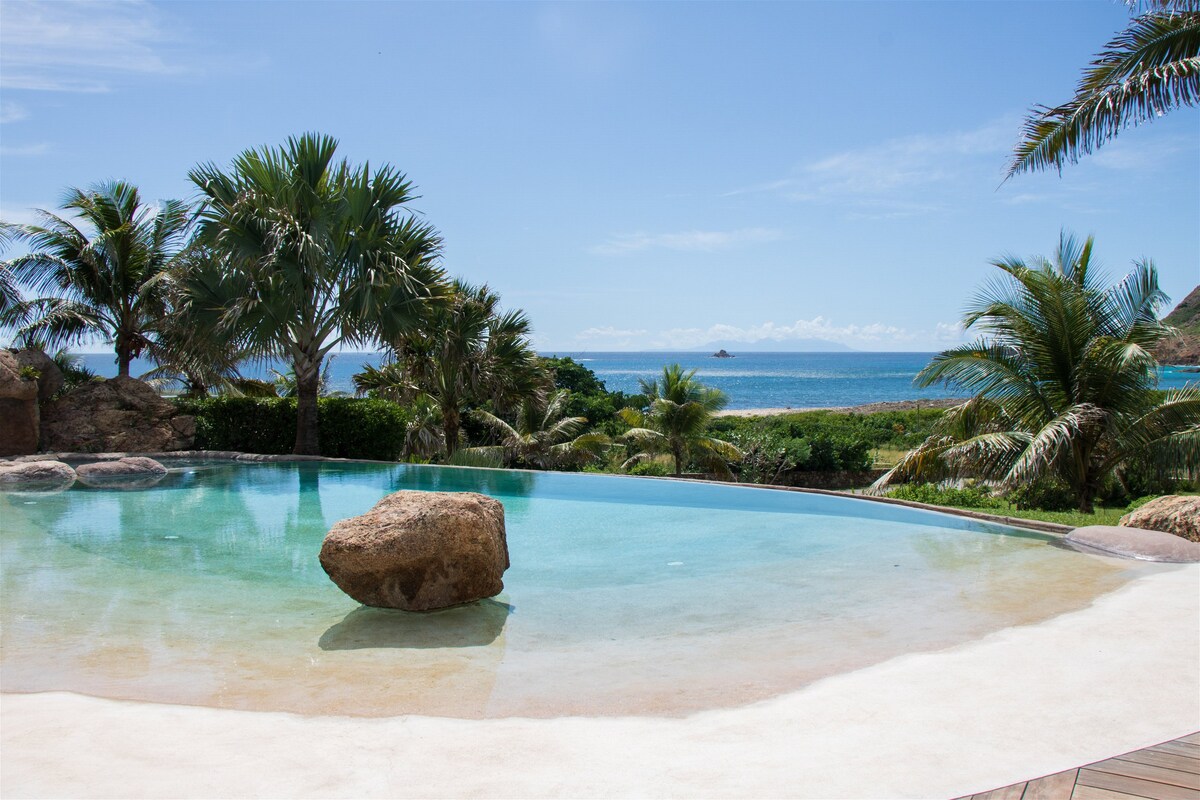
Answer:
[
  {"left": 39, "top": 376, "right": 195, "bottom": 453},
  {"left": 1119, "top": 495, "right": 1200, "bottom": 543},
  {"left": 0, "top": 459, "right": 76, "bottom": 491},
  {"left": 76, "top": 456, "right": 168, "bottom": 489},
  {"left": 0, "top": 350, "right": 40, "bottom": 456},
  {"left": 319, "top": 491, "right": 509, "bottom": 611}
]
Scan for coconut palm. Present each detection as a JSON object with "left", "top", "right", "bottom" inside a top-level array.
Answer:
[
  {"left": 0, "top": 182, "right": 192, "bottom": 376},
  {"left": 619, "top": 363, "right": 741, "bottom": 478},
  {"left": 186, "top": 132, "right": 448, "bottom": 455},
  {"left": 876, "top": 233, "right": 1200, "bottom": 512},
  {"left": 464, "top": 389, "right": 609, "bottom": 469},
  {"left": 354, "top": 281, "right": 545, "bottom": 457},
  {"left": 1008, "top": 0, "right": 1200, "bottom": 177}
]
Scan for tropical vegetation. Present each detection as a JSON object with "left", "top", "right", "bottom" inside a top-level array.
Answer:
[
  {"left": 620, "top": 364, "right": 741, "bottom": 477},
  {"left": 184, "top": 132, "right": 448, "bottom": 455},
  {"left": 875, "top": 233, "right": 1200, "bottom": 512},
  {"left": 463, "top": 389, "right": 609, "bottom": 470},
  {"left": 1008, "top": 0, "right": 1200, "bottom": 176},
  {"left": 353, "top": 280, "right": 544, "bottom": 457},
  {"left": 1, "top": 182, "right": 192, "bottom": 376}
]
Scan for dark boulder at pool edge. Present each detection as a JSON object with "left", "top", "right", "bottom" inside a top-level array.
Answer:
[{"left": 319, "top": 490, "right": 509, "bottom": 611}]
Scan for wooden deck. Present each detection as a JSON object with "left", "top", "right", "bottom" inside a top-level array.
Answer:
[{"left": 961, "top": 733, "right": 1200, "bottom": 800}]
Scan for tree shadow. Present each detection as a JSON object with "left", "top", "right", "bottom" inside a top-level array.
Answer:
[{"left": 318, "top": 598, "right": 513, "bottom": 651}]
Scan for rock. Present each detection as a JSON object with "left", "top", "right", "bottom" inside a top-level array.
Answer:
[
  {"left": 0, "top": 459, "right": 76, "bottom": 491},
  {"left": 0, "top": 351, "right": 40, "bottom": 456},
  {"left": 75, "top": 456, "right": 168, "bottom": 489},
  {"left": 1119, "top": 496, "right": 1200, "bottom": 543},
  {"left": 712, "top": 349, "right": 735, "bottom": 358},
  {"left": 39, "top": 376, "right": 195, "bottom": 453},
  {"left": 13, "top": 349, "right": 65, "bottom": 401},
  {"left": 1067, "top": 525, "right": 1200, "bottom": 563},
  {"left": 320, "top": 490, "right": 509, "bottom": 611}
]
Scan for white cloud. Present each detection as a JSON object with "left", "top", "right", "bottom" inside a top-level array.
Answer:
[
  {"left": 0, "top": 101, "right": 28, "bottom": 123},
  {"left": 0, "top": 143, "right": 49, "bottom": 156},
  {"left": 724, "top": 117, "right": 1019, "bottom": 216},
  {"left": 578, "top": 326, "right": 649, "bottom": 339},
  {"left": 593, "top": 227, "right": 783, "bottom": 255},
  {"left": 572, "top": 318, "right": 970, "bottom": 350},
  {"left": 0, "top": 0, "right": 179, "bottom": 92}
]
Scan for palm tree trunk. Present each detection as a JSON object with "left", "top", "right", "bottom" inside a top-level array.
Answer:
[
  {"left": 673, "top": 444, "right": 684, "bottom": 477},
  {"left": 294, "top": 358, "right": 322, "bottom": 455},
  {"left": 116, "top": 334, "right": 132, "bottom": 378},
  {"left": 443, "top": 405, "right": 461, "bottom": 457}
]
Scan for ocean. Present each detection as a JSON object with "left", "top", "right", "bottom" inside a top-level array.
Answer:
[{"left": 73, "top": 350, "right": 1200, "bottom": 411}]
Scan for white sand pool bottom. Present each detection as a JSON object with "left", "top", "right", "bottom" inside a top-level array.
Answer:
[{"left": 3, "top": 563, "right": 1197, "bottom": 799}]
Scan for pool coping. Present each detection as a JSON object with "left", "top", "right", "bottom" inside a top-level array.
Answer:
[{"left": 3, "top": 449, "right": 1076, "bottom": 536}]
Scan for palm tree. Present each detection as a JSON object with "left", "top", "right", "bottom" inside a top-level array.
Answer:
[
  {"left": 619, "top": 363, "right": 741, "bottom": 478},
  {"left": 876, "top": 233, "right": 1200, "bottom": 512},
  {"left": 465, "top": 389, "right": 609, "bottom": 469},
  {"left": 1, "top": 182, "right": 192, "bottom": 376},
  {"left": 186, "top": 132, "right": 448, "bottom": 455},
  {"left": 352, "top": 281, "right": 545, "bottom": 456},
  {"left": 1008, "top": 0, "right": 1200, "bottom": 177}
]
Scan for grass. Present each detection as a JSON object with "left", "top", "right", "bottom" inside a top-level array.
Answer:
[{"left": 958, "top": 502, "right": 1130, "bottom": 528}]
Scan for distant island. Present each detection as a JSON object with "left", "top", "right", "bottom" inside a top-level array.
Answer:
[{"left": 712, "top": 349, "right": 735, "bottom": 359}]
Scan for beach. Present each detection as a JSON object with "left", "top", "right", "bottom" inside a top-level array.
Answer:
[{"left": 714, "top": 398, "right": 964, "bottom": 418}]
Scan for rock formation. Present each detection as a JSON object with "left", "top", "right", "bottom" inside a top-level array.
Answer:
[
  {"left": 1120, "top": 495, "right": 1200, "bottom": 543},
  {"left": 0, "top": 351, "right": 40, "bottom": 456},
  {"left": 320, "top": 490, "right": 509, "bottom": 611},
  {"left": 0, "top": 459, "right": 77, "bottom": 490},
  {"left": 12, "top": 349, "right": 65, "bottom": 402},
  {"left": 40, "top": 376, "right": 195, "bottom": 453},
  {"left": 75, "top": 456, "right": 169, "bottom": 489}
]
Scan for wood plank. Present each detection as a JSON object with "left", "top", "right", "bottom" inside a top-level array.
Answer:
[
  {"left": 1089, "top": 758, "right": 1200, "bottom": 790},
  {"left": 1021, "top": 768, "right": 1078, "bottom": 800},
  {"left": 968, "top": 785, "right": 1027, "bottom": 800},
  {"left": 1077, "top": 767, "right": 1199, "bottom": 800},
  {"left": 1151, "top": 742, "right": 1200, "bottom": 759},
  {"left": 1179, "top": 734, "right": 1200, "bottom": 746},
  {"left": 1117, "top": 750, "right": 1200, "bottom": 775},
  {"left": 1071, "top": 786, "right": 1145, "bottom": 800}
]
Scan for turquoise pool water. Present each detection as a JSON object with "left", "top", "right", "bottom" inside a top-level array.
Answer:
[{"left": 0, "top": 461, "right": 1148, "bottom": 718}]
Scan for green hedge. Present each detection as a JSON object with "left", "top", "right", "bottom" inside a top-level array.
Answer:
[{"left": 175, "top": 397, "right": 412, "bottom": 461}]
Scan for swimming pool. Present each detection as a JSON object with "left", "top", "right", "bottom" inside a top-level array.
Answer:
[{"left": 0, "top": 460, "right": 1150, "bottom": 719}]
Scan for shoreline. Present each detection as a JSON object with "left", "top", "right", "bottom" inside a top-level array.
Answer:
[
  {"left": 3, "top": 564, "right": 1196, "bottom": 798},
  {"left": 715, "top": 397, "right": 963, "bottom": 418}
]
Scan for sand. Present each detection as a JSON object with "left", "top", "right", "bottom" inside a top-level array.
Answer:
[
  {"left": 3, "top": 561, "right": 1197, "bottom": 799},
  {"left": 715, "top": 398, "right": 963, "bottom": 418}
]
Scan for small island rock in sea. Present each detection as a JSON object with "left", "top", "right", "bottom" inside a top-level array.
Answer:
[{"left": 712, "top": 349, "right": 735, "bottom": 359}]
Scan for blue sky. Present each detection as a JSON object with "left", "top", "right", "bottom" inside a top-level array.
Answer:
[{"left": 1, "top": 0, "right": 1197, "bottom": 352}]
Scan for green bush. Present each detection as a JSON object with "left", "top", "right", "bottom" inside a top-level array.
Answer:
[
  {"left": 176, "top": 397, "right": 411, "bottom": 460},
  {"left": 1005, "top": 479, "right": 1077, "bottom": 511},
  {"left": 732, "top": 429, "right": 812, "bottom": 484},
  {"left": 887, "top": 482, "right": 1004, "bottom": 509},
  {"left": 629, "top": 460, "right": 671, "bottom": 477}
]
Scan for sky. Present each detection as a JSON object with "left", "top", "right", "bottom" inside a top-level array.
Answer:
[{"left": 1, "top": 0, "right": 1197, "bottom": 353}]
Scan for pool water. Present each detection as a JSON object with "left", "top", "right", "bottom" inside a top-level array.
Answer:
[{"left": 0, "top": 461, "right": 1150, "bottom": 718}]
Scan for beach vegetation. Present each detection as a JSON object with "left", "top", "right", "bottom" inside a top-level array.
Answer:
[
  {"left": 620, "top": 364, "right": 741, "bottom": 477},
  {"left": 183, "top": 132, "right": 447, "bottom": 456},
  {"left": 1, "top": 181, "right": 192, "bottom": 377},
  {"left": 175, "top": 396, "right": 411, "bottom": 461},
  {"left": 1008, "top": 0, "right": 1200, "bottom": 177},
  {"left": 461, "top": 389, "right": 610, "bottom": 470},
  {"left": 353, "top": 280, "right": 545, "bottom": 457},
  {"left": 877, "top": 233, "right": 1200, "bottom": 512}
]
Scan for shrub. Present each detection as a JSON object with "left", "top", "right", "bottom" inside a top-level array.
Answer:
[
  {"left": 731, "top": 429, "right": 812, "bottom": 484},
  {"left": 887, "top": 482, "right": 1003, "bottom": 509},
  {"left": 629, "top": 460, "right": 671, "bottom": 477},
  {"left": 1005, "top": 479, "right": 1077, "bottom": 511},
  {"left": 176, "top": 397, "right": 411, "bottom": 460}
]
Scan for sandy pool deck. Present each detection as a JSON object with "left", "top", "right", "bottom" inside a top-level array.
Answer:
[{"left": 3, "top": 563, "right": 1198, "bottom": 799}]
